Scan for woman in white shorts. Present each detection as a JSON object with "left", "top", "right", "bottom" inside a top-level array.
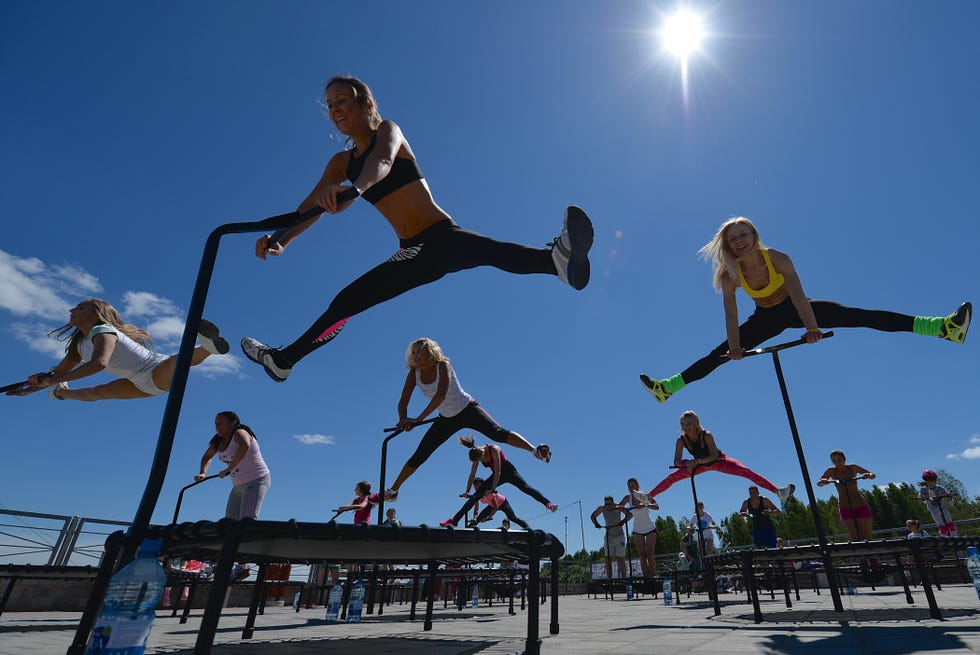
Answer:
[
  {"left": 7, "top": 298, "right": 228, "bottom": 401},
  {"left": 619, "top": 477, "right": 660, "bottom": 578}
]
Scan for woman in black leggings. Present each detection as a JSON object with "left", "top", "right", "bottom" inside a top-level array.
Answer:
[
  {"left": 641, "top": 216, "right": 971, "bottom": 403},
  {"left": 241, "top": 75, "right": 593, "bottom": 382},
  {"left": 441, "top": 438, "right": 556, "bottom": 527}
]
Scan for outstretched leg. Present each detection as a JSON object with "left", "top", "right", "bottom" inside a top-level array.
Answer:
[{"left": 709, "top": 457, "right": 780, "bottom": 494}]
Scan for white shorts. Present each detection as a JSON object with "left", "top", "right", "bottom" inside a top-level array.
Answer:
[{"left": 128, "top": 361, "right": 167, "bottom": 396}]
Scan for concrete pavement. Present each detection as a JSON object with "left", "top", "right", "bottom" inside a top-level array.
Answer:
[{"left": 3, "top": 583, "right": 980, "bottom": 654}]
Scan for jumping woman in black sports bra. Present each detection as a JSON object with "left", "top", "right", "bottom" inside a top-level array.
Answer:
[{"left": 241, "top": 75, "right": 594, "bottom": 382}]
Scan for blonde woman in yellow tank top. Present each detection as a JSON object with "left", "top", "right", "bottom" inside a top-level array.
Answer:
[{"left": 640, "top": 216, "right": 971, "bottom": 403}]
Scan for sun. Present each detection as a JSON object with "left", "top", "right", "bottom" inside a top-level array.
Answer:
[{"left": 661, "top": 9, "right": 705, "bottom": 61}]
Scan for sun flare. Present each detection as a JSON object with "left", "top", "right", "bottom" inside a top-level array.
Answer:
[{"left": 662, "top": 10, "right": 705, "bottom": 61}]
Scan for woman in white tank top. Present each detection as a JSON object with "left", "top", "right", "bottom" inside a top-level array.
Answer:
[{"left": 383, "top": 337, "right": 553, "bottom": 502}]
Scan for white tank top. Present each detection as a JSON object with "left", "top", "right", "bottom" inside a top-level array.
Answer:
[
  {"left": 78, "top": 324, "right": 167, "bottom": 378},
  {"left": 416, "top": 362, "right": 473, "bottom": 418}
]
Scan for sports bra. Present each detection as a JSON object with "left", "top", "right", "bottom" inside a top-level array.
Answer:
[
  {"left": 737, "top": 248, "right": 786, "bottom": 305},
  {"left": 345, "top": 132, "right": 424, "bottom": 205}
]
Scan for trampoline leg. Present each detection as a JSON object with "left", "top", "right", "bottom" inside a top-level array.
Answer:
[
  {"left": 424, "top": 562, "right": 437, "bottom": 631},
  {"left": 526, "top": 533, "right": 542, "bottom": 655},
  {"left": 550, "top": 555, "right": 560, "bottom": 635},
  {"left": 194, "top": 523, "right": 241, "bottom": 654},
  {"left": 241, "top": 562, "right": 268, "bottom": 639}
]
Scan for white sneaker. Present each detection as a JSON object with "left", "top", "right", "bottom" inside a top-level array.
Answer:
[
  {"left": 240, "top": 337, "right": 291, "bottom": 382},
  {"left": 534, "top": 444, "right": 552, "bottom": 463},
  {"left": 48, "top": 382, "right": 68, "bottom": 400},
  {"left": 777, "top": 484, "right": 796, "bottom": 505},
  {"left": 198, "top": 319, "right": 230, "bottom": 355},
  {"left": 549, "top": 206, "right": 594, "bottom": 290}
]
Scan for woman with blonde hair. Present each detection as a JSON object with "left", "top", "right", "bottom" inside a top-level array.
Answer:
[
  {"left": 383, "top": 338, "right": 551, "bottom": 501},
  {"left": 641, "top": 216, "right": 970, "bottom": 403},
  {"left": 241, "top": 75, "right": 593, "bottom": 383},
  {"left": 647, "top": 410, "right": 795, "bottom": 505},
  {"left": 7, "top": 298, "right": 228, "bottom": 401}
]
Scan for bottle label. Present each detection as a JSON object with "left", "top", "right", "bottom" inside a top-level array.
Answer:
[{"left": 86, "top": 614, "right": 152, "bottom": 654}]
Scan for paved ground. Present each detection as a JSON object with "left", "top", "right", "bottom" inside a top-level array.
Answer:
[{"left": 3, "top": 584, "right": 980, "bottom": 654}]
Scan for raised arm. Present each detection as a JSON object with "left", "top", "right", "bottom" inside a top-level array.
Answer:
[
  {"left": 720, "top": 274, "right": 744, "bottom": 358},
  {"left": 196, "top": 441, "right": 220, "bottom": 480},
  {"left": 671, "top": 437, "right": 686, "bottom": 467},
  {"left": 770, "top": 249, "right": 822, "bottom": 342},
  {"left": 407, "top": 361, "right": 450, "bottom": 426},
  {"left": 817, "top": 466, "right": 835, "bottom": 486},
  {"left": 396, "top": 369, "right": 419, "bottom": 431},
  {"left": 255, "top": 151, "right": 349, "bottom": 260}
]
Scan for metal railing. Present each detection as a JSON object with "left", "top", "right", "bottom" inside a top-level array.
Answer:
[{"left": 0, "top": 508, "right": 130, "bottom": 566}]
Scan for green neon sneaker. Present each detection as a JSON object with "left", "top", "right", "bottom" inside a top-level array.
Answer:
[
  {"left": 939, "top": 301, "right": 971, "bottom": 344},
  {"left": 640, "top": 374, "right": 672, "bottom": 403}
]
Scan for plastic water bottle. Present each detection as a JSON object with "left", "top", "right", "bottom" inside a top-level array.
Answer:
[
  {"left": 325, "top": 583, "right": 343, "bottom": 622},
  {"left": 292, "top": 590, "right": 301, "bottom": 611},
  {"left": 662, "top": 576, "right": 673, "bottom": 606},
  {"left": 966, "top": 546, "right": 980, "bottom": 600},
  {"left": 86, "top": 539, "right": 167, "bottom": 654},
  {"left": 471, "top": 583, "right": 479, "bottom": 608},
  {"left": 625, "top": 577, "right": 633, "bottom": 601},
  {"left": 347, "top": 578, "right": 365, "bottom": 623}
]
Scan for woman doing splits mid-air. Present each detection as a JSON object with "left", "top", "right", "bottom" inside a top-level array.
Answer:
[
  {"left": 7, "top": 298, "right": 228, "bottom": 401},
  {"left": 465, "top": 476, "right": 530, "bottom": 530},
  {"left": 384, "top": 338, "right": 551, "bottom": 501},
  {"left": 440, "top": 436, "right": 557, "bottom": 527},
  {"left": 641, "top": 216, "right": 971, "bottom": 403},
  {"left": 619, "top": 478, "right": 660, "bottom": 578},
  {"left": 196, "top": 411, "right": 271, "bottom": 520},
  {"left": 242, "top": 75, "right": 594, "bottom": 382},
  {"left": 648, "top": 410, "right": 796, "bottom": 505}
]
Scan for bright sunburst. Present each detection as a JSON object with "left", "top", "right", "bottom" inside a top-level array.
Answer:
[{"left": 662, "top": 9, "right": 705, "bottom": 61}]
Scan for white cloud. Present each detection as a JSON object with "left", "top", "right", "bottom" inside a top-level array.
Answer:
[
  {"left": 293, "top": 434, "right": 336, "bottom": 446},
  {"left": 193, "top": 354, "right": 243, "bottom": 379},
  {"left": 8, "top": 321, "right": 67, "bottom": 359},
  {"left": 945, "top": 435, "right": 980, "bottom": 460},
  {"left": 122, "top": 291, "right": 180, "bottom": 319},
  {"left": 0, "top": 250, "right": 101, "bottom": 320},
  {"left": 145, "top": 316, "right": 188, "bottom": 348}
]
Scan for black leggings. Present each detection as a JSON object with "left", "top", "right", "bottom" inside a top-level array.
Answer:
[
  {"left": 452, "top": 461, "right": 550, "bottom": 524},
  {"left": 475, "top": 500, "right": 530, "bottom": 530},
  {"left": 280, "top": 220, "right": 554, "bottom": 365},
  {"left": 681, "top": 297, "right": 914, "bottom": 384},
  {"left": 404, "top": 402, "right": 510, "bottom": 470}
]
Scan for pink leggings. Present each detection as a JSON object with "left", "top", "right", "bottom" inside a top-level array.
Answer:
[{"left": 648, "top": 457, "right": 778, "bottom": 498}]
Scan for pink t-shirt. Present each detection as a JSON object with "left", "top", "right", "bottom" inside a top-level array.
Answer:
[{"left": 218, "top": 433, "right": 270, "bottom": 486}]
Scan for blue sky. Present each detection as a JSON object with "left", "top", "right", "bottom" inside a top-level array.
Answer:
[{"left": 2, "top": 1, "right": 977, "bottom": 557}]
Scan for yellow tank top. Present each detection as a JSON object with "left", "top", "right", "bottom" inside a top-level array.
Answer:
[{"left": 737, "top": 248, "right": 787, "bottom": 307}]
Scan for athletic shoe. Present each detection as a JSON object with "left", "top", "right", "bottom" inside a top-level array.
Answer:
[
  {"left": 48, "top": 382, "right": 68, "bottom": 400},
  {"left": 439, "top": 518, "right": 456, "bottom": 528},
  {"left": 546, "top": 503, "right": 558, "bottom": 513},
  {"left": 384, "top": 488, "right": 399, "bottom": 501},
  {"left": 534, "top": 444, "right": 552, "bottom": 463},
  {"left": 240, "top": 337, "right": 291, "bottom": 382},
  {"left": 777, "top": 484, "right": 796, "bottom": 505},
  {"left": 198, "top": 319, "right": 230, "bottom": 355},
  {"left": 549, "top": 206, "right": 594, "bottom": 290},
  {"left": 640, "top": 374, "right": 671, "bottom": 403},
  {"left": 939, "top": 301, "right": 971, "bottom": 344}
]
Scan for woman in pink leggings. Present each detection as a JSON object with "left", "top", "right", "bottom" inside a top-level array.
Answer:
[{"left": 648, "top": 410, "right": 795, "bottom": 506}]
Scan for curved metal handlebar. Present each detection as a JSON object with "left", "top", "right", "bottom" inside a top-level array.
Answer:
[
  {"left": 735, "top": 330, "right": 835, "bottom": 358},
  {"left": 172, "top": 474, "right": 221, "bottom": 524}
]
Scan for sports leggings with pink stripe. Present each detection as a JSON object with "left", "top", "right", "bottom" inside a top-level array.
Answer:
[
  {"left": 277, "top": 219, "right": 554, "bottom": 366},
  {"left": 647, "top": 456, "right": 778, "bottom": 498}
]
